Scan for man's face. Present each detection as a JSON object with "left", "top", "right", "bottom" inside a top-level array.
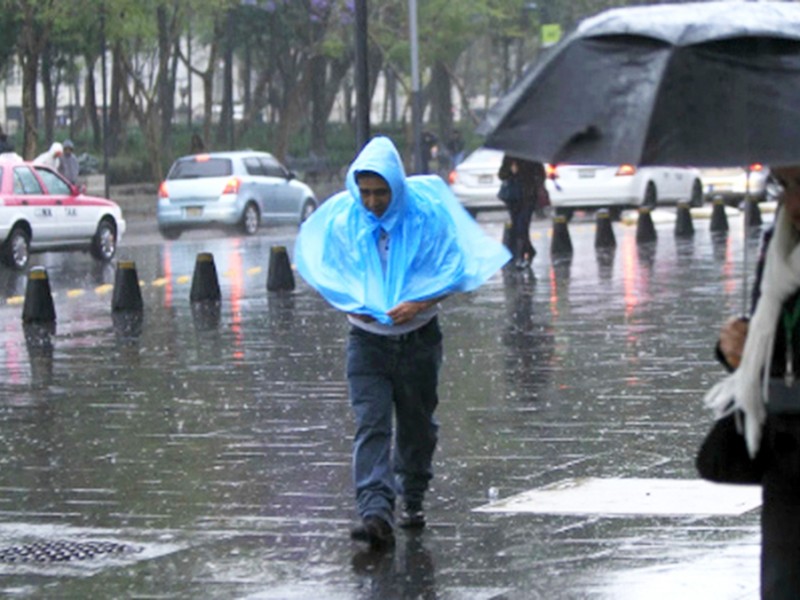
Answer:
[
  {"left": 357, "top": 174, "right": 391, "bottom": 217},
  {"left": 771, "top": 166, "right": 800, "bottom": 231}
]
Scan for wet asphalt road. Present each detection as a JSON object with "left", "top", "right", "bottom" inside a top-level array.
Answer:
[{"left": 0, "top": 207, "right": 766, "bottom": 598}]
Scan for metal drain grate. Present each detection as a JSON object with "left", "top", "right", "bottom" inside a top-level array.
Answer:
[{"left": 0, "top": 540, "right": 142, "bottom": 563}]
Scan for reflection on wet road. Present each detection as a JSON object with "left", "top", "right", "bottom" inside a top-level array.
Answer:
[{"left": 0, "top": 212, "right": 763, "bottom": 598}]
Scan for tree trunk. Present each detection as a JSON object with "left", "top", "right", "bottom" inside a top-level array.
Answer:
[
  {"left": 216, "top": 9, "right": 235, "bottom": 149},
  {"left": 83, "top": 55, "right": 101, "bottom": 151},
  {"left": 41, "top": 43, "right": 55, "bottom": 145},
  {"left": 430, "top": 60, "right": 452, "bottom": 137},
  {"left": 109, "top": 42, "right": 124, "bottom": 156}
]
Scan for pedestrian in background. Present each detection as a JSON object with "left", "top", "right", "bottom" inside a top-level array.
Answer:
[
  {"left": 498, "top": 154, "right": 545, "bottom": 269},
  {"left": 0, "top": 127, "right": 14, "bottom": 155},
  {"left": 33, "top": 142, "right": 63, "bottom": 170},
  {"left": 59, "top": 139, "right": 80, "bottom": 184},
  {"left": 190, "top": 132, "right": 205, "bottom": 154},
  {"left": 294, "top": 136, "right": 509, "bottom": 551},
  {"left": 710, "top": 164, "right": 800, "bottom": 599}
]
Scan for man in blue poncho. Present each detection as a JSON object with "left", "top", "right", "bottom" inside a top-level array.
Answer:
[{"left": 295, "top": 136, "right": 510, "bottom": 550}]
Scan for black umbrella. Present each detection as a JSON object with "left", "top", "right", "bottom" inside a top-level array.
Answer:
[{"left": 478, "top": 1, "right": 800, "bottom": 168}]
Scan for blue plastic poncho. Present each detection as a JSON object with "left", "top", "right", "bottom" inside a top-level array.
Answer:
[{"left": 294, "top": 136, "right": 511, "bottom": 324}]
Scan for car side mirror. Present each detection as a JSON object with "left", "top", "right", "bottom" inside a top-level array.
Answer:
[
  {"left": 71, "top": 183, "right": 86, "bottom": 196},
  {"left": 287, "top": 171, "right": 296, "bottom": 181}
]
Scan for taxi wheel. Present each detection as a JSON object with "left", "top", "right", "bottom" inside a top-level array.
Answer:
[
  {"left": 2, "top": 226, "right": 30, "bottom": 270},
  {"left": 90, "top": 219, "right": 117, "bottom": 261},
  {"left": 240, "top": 202, "right": 260, "bottom": 235}
]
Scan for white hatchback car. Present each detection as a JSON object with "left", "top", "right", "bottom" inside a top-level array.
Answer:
[
  {"left": 157, "top": 150, "right": 317, "bottom": 240},
  {"left": 547, "top": 164, "right": 704, "bottom": 219}
]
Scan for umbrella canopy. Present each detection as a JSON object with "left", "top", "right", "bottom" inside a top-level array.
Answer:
[{"left": 478, "top": 1, "right": 800, "bottom": 167}]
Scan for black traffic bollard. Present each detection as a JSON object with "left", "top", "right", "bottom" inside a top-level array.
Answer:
[
  {"left": 709, "top": 197, "right": 729, "bottom": 232},
  {"left": 635, "top": 207, "right": 657, "bottom": 244},
  {"left": 744, "top": 197, "right": 762, "bottom": 228},
  {"left": 267, "top": 246, "right": 296, "bottom": 292},
  {"left": 550, "top": 215, "right": 573, "bottom": 256},
  {"left": 674, "top": 202, "right": 694, "bottom": 237},
  {"left": 22, "top": 266, "right": 56, "bottom": 324},
  {"left": 594, "top": 209, "right": 616, "bottom": 248},
  {"left": 112, "top": 260, "right": 144, "bottom": 312},
  {"left": 190, "top": 252, "right": 221, "bottom": 303}
]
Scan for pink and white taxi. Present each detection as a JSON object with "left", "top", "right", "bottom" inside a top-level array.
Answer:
[{"left": 0, "top": 158, "right": 125, "bottom": 270}]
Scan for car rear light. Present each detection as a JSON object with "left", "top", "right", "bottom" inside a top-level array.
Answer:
[
  {"left": 158, "top": 181, "right": 169, "bottom": 198},
  {"left": 545, "top": 164, "right": 558, "bottom": 178},
  {"left": 448, "top": 170, "right": 457, "bottom": 185},
  {"left": 616, "top": 164, "right": 637, "bottom": 176},
  {"left": 222, "top": 177, "right": 241, "bottom": 195},
  {"left": 749, "top": 163, "right": 764, "bottom": 173}
]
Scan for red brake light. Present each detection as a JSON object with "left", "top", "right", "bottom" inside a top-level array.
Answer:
[
  {"left": 616, "top": 164, "right": 637, "bottom": 176},
  {"left": 749, "top": 163, "right": 764, "bottom": 172},
  {"left": 448, "top": 170, "right": 457, "bottom": 185},
  {"left": 158, "top": 181, "right": 169, "bottom": 198},
  {"left": 222, "top": 177, "right": 241, "bottom": 195},
  {"left": 545, "top": 163, "right": 558, "bottom": 178}
]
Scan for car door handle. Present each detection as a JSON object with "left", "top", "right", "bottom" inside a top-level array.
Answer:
[
  {"left": 55, "top": 200, "right": 62, "bottom": 205},
  {"left": 21, "top": 200, "right": 28, "bottom": 205}
]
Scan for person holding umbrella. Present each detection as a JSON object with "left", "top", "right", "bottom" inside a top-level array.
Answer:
[
  {"left": 712, "top": 165, "right": 800, "bottom": 598},
  {"left": 498, "top": 154, "right": 543, "bottom": 269},
  {"left": 294, "top": 136, "right": 509, "bottom": 550}
]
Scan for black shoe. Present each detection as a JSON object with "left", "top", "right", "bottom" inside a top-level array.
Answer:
[
  {"left": 350, "top": 516, "right": 395, "bottom": 549},
  {"left": 398, "top": 501, "right": 426, "bottom": 529}
]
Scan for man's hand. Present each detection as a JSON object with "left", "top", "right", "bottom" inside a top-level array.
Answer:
[
  {"left": 387, "top": 298, "right": 441, "bottom": 325},
  {"left": 719, "top": 316, "right": 749, "bottom": 370}
]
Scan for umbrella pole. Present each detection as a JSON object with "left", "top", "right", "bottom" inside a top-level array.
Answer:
[{"left": 742, "top": 169, "right": 750, "bottom": 315}]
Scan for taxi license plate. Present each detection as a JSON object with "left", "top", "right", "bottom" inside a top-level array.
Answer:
[
  {"left": 478, "top": 174, "right": 493, "bottom": 184},
  {"left": 578, "top": 168, "right": 595, "bottom": 179},
  {"left": 185, "top": 206, "right": 203, "bottom": 218}
]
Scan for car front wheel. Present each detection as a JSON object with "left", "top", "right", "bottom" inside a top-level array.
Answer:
[
  {"left": 241, "top": 202, "right": 260, "bottom": 235},
  {"left": 2, "top": 226, "right": 30, "bottom": 270},
  {"left": 91, "top": 219, "right": 117, "bottom": 261}
]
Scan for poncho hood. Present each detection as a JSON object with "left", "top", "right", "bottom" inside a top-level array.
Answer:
[{"left": 294, "top": 136, "right": 511, "bottom": 324}]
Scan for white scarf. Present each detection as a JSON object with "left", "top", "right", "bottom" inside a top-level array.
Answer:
[{"left": 704, "top": 207, "right": 800, "bottom": 456}]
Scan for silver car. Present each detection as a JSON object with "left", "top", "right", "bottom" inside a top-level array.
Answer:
[{"left": 157, "top": 150, "right": 317, "bottom": 239}]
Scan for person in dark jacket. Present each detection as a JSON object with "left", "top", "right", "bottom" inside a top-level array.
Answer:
[
  {"left": 498, "top": 155, "right": 545, "bottom": 269},
  {"left": 713, "top": 164, "right": 800, "bottom": 599}
]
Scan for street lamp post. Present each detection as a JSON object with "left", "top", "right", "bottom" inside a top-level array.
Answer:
[
  {"left": 354, "top": 0, "right": 370, "bottom": 150},
  {"left": 409, "top": 0, "right": 422, "bottom": 174}
]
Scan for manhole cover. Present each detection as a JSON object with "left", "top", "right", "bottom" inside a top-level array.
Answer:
[{"left": 0, "top": 540, "right": 142, "bottom": 563}]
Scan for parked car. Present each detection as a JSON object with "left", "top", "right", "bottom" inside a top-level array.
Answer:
[
  {"left": 448, "top": 147, "right": 506, "bottom": 213},
  {"left": 0, "top": 158, "right": 126, "bottom": 270},
  {"left": 546, "top": 164, "right": 704, "bottom": 219},
  {"left": 157, "top": 150, "right": 318, "bottom": 240},
  {"left": 698, "top": 164, "right": 769, "bottom": 205}
]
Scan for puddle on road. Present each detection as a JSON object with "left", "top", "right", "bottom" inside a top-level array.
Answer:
[{"left": 473, "top": 477, "right": 762, "bottom": 516}]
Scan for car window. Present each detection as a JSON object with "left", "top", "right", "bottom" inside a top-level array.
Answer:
[
  {"left": 168, "top": 157, "right": 232, "bottom": 179},
  {"left": 35, "top": 167, "right": 71, "bottom": 195},
  {"left": 244, "top": 157, "right": 267, "bottom": 176},
  {"left": 13, "top": 167, "right": 43, "bottom": 194},
  {"left": 261, "top": 157, "right": 286, "bottom": 178}
]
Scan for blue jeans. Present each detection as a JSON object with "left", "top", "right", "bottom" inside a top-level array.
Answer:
[{"left": 346, "top": 318, "right": 443, "bottom": 524}]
